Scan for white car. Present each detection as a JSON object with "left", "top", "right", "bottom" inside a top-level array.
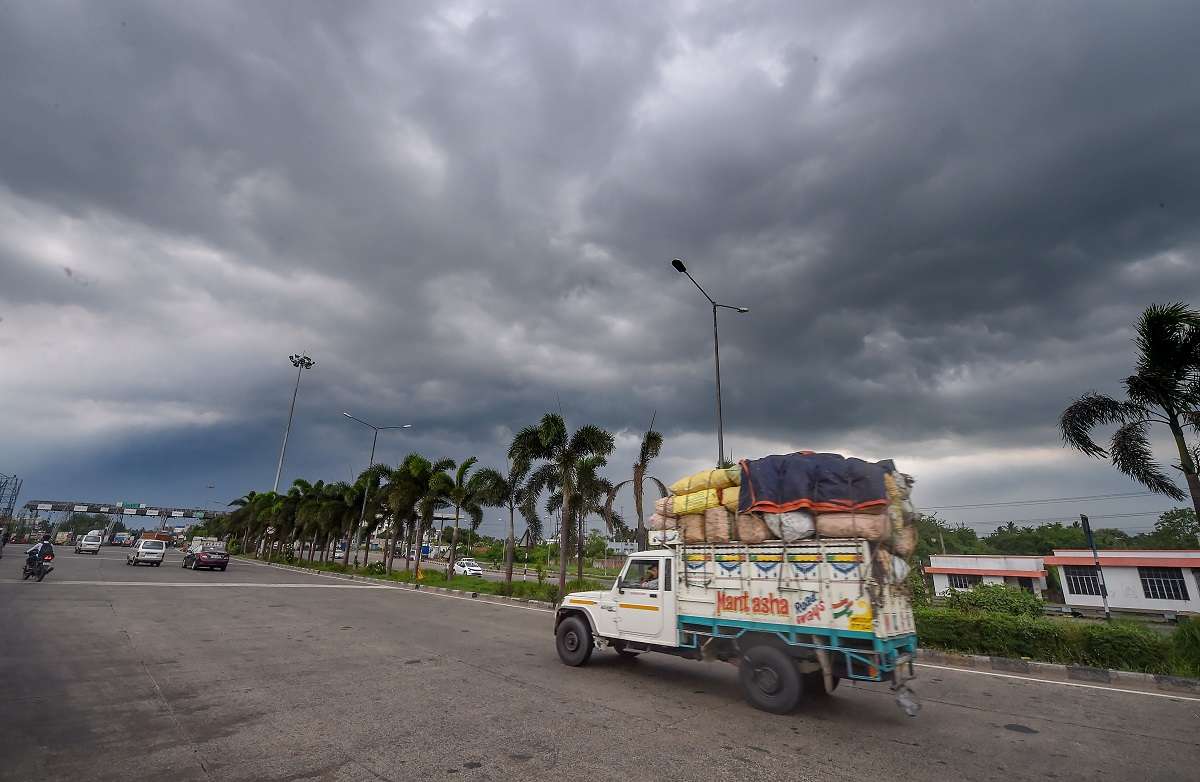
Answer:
[
  {"left": 452, "top": 559, "right": 484, "bottom": 577},
  {"left": 74, "top": 533, "right": 103, "bottom": 554},
  {"left": 127, "top": 539, "right": 166, "bottom": 567}
]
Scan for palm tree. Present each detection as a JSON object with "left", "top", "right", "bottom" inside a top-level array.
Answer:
[
  {"left": 1061, "top": 302, "right": 1200, "bottom": 518},
  {"left": 228, "top": 491, "right": 258, "bottom": 553},
  {"left": 605, "top": 416, "right": 667, "bottom": 551},
  {"left": 445, "top": 457, "right": 492, "bottom": 579},
  {"left": 340, "top": 463, "right": 392, "bottom": 567},
  {"left": 549, "top": 454, "right": 626, "bottom": 580},
  {"left": 476, "top": 460, "right": 538, "bottom": 589},
  {"left": 379, "top": 454, "right": 429, "bottom": 573},
  {"left": 510, "top": 413, "right": 615, "bottom": 596},
  {"left": 395, "top": 455, "right": 455, "bottom": 578}
]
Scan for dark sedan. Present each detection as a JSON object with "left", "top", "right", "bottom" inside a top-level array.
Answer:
[{"left": 182, "top": 545, "right": 229, "bottom": 571}]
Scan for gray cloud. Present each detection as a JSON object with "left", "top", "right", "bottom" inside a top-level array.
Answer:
[{"left": 2, "top": 1, "right": 1199, "bottom": 534}]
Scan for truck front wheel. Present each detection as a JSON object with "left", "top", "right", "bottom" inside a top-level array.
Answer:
[
  {"left": 555, "top": 616, "right": 593, "bottom": 667},
  {"left": 738, "top": 645, "right": 802, "bottom": 714}
]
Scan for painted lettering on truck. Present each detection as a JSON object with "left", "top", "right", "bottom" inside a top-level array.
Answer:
[{"left": 715, "top": 591, "right": 790, "bottom": 617}]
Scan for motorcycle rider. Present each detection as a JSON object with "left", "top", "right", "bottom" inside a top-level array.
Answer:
[{"left": 26, "top": 534, "right": 54, "bottom": 568}]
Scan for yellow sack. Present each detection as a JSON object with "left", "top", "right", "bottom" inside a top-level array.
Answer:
[
  {"left": 669, "top": 467, "right": 740, "bottom": 496},
  {"left": 672, "top": 486, "right": 739, "bottom": 515}
]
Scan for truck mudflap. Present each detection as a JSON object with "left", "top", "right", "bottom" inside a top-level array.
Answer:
[{"left": 891, "top": 653, "right": 920, "bottom": 717}]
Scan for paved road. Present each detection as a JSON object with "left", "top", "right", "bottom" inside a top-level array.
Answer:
[{"left": 1, "top": 551, "right": 1196, "bottom": 781}]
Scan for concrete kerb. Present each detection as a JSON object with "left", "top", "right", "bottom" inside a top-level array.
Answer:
[
  {"left": 915, "top": 647, "right": 1198, "bottom": 694},
  {"left": 235, "top": 556, "right": 557, "bottom": 611}
]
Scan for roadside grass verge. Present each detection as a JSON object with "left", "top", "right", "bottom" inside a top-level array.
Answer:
[{"left": 246, "top": 554, "right": 604, "bottom": 604}]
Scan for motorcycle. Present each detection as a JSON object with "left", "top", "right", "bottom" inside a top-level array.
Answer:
[{"left": 22, "top": 553, "right": 54, "bottom": 582}]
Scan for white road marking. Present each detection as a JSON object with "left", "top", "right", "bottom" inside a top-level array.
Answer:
[
  {"left": 914, "top": 662, "right": 1200, "bottom": 702},
  {"left": 1, "top": 580, "right": 392, "bottom": 589}
]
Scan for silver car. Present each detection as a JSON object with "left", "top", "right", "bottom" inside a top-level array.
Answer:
[
  {"left": 74, "top": 533, "right": 102, "bottom": 554},
  {"left": 127, "top": 539, "right": 166, "bottom": 567}
]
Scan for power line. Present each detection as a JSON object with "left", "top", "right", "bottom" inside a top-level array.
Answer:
[
  {"left": 947, "top": 510, "right": 1169, "bottom": 528},
  {"left": 924, "top": 491, "right": 1154, "bottom": 511}
]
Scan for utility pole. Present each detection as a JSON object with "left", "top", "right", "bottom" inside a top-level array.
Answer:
[{"left": 1080, "top": 514, "right": 1111, "bottom": 621}]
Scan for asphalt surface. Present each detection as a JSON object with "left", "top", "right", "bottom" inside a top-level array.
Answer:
[{"left": 1, "top": 550, "right": 1197, "bottom": 782}]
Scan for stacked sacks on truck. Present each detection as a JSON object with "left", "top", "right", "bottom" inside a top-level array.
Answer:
[
  {"left": 702, "top": 507, "right": 735, "bottom": 543},
  {"left": 646, "top": 513, "right": 676, "bottom": 531},
  {"left": 669, "top": 467, "right": 739, "bottom": 495},
  {"left": 671, "top": 486, "right": 738, "bottom": 515},
  {"left": 736, "top": 451, "right": 918, "bottom": 559},
  {"left": 761, "top": 510, "right": 814, "bottom": 542},
  {"left": 679, "top": 514, "right": 706, "bottom": 544},
  {"left": 735, "top": 513, "right": 771, "bottom": 544}
]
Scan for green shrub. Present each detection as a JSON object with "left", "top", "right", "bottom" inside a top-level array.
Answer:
[
  {"left": 1171, "top": 617, "right": 1200, "bottom": 677},
  {"left": 1076, "top": 620, "right": 1169, "bottom": 672},
  {"left": 364, "top": 561, "right": 386, "bottom": 576},
  {"left": 942, "top": 583, "right": 1044, "bottom": 616},
  {"left": 915, "top": 607, "right": 1175, "bottom": 673},
  {"left": 906, "top": 566, "right": 930, "bottom": 608}
]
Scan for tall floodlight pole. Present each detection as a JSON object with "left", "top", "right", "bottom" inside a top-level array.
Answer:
[
  {"left": 343, "top": 413, "right": 411, "bottom": 566},
  {"left": 671, "top": 259, "right": 749, "bottom": 466},
  {"left": 273, "top": 354, "right": 315, "bottom": 492}
]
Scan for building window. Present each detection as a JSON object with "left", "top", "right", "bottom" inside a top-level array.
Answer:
[
  {"left": 1138, "top": 567, "right": 1190, "bottom": 601},
  {"left": 1063, "top": 565, "right": 1101, "bottom": 596},
  {"left": 947, "top": 573, "right": 981, "bottom": 590}
]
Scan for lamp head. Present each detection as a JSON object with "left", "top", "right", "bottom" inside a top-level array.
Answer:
[
  {"left": 735, "top": 307, "right": 750, "bottom": 314},
  {"left": 671, "top": 258, "right": 687, "bottom": 273}
]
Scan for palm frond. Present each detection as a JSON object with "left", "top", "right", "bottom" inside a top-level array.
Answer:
[
  {"left": 1110, "top": 420, "right": 1187, "bottom": 500},
  {"left": 537, "top": 413, "right": 568, "bottom": 450},
  {"left": 1134, "top": 302, "right": 1200, "bottom": 376},
  {"left": 644, "top": 475, "right": 669, "bottom": 498},
  {"left": 568, "top": 423, "right": 615, "bottom": 458},
  {"left": 638, "top": 429, "right": 664, "bottom": 465},
  {"left": 1060, "top": 393, "right": 1132, "bottom": 457}
]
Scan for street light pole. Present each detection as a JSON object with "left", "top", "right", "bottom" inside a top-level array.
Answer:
[
  {"left": 343, "top": 413, "right": 411, "bottom": 567},
  {"left": 273, "top": 354, "right": 315, "bottom": 493},
  {"left": 672, "top": 258, "right": 749, "bottom": 465}
]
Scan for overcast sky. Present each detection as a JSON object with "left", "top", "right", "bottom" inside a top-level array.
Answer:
[{"left": 2, "top": 1, "right": 1199, "bottom": 538}]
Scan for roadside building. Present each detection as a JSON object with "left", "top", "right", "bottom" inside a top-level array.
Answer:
[
  {"left": 1045, "top": 549, "right": 1200, "bottom": 616},
  {"left": 926, "top": 554, "right": 1048, "bottom": 596}
]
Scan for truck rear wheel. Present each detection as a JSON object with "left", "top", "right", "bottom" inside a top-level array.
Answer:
[
  {"left": 739, "top": 645, "right": 802, "bottom": 714},
  {"left": 803, "top": 670, "right": 840, "bottom": 696},
  {"left": 555, "top": 616, "right": 593, "bottom": 667}
]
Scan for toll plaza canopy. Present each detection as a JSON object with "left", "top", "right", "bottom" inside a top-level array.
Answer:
[{"left": 24, "top": 500, "right": 218, "bottom": 519}]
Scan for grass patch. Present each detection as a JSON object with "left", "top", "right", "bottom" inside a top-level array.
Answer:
[{"left": 249, "top": 555, "right": 605, "bottom": 604}]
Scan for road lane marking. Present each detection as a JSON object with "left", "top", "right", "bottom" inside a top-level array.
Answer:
[
  {"left": 914, "top": 662, "right": 1200, "bottom": 702},
  {"left": 0, "top": 580, "right": 393, "bottom": 589}
]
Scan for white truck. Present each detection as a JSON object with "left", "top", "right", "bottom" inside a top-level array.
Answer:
[{"left": 555, "top": 538, "right": 920, "bottom": 715}]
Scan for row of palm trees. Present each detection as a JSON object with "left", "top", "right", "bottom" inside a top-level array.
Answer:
[{"left": 213, "top": 413, "right": 666, "bottom": 593}]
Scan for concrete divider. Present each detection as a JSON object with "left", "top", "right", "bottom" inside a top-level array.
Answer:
[{"left": 916, "top": 647, "right": 1199, "bottom": 694}]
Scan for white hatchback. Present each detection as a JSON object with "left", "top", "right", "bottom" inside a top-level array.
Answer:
[
  {"left": 452, "top": 559, "right": 484, "bottom": 577},
  {"left": 127, "top": 539, "right": 166, "bottom": 567},
  {"left": 74, "top": 534, "right": 103, "bottom": 554}
]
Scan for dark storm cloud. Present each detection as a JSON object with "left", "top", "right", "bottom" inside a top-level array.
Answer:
[{"left": 2, "top": 0, "right": 1200, "bottom": 525}]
